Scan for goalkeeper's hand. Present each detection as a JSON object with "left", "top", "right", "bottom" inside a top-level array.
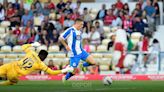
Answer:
[
  {"left": 31, "top": 42, "right": 41, "bottom": 47},
  {"left": 61, "top": 65, "right": 74, "bottom": 73}
]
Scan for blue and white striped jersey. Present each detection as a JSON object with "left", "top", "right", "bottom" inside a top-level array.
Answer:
[{"left": 60, "top": 26, "right": 83, "bottom": 57}]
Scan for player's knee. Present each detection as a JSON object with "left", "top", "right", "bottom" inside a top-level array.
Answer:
[
  {"left": 10, "top": 78, "right": 18, "bottom": 84},
  {"left": 86, "top": 55, "right": 96, "bottom": 64}
]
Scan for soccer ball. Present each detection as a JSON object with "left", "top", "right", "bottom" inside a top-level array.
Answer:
[{"left": 103, "top": 76, "right": 112, "bottom": 86}]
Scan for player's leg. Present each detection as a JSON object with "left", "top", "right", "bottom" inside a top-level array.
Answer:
[
  {"left": 0, "top": 65, "right": 18, "bottom": 85},
  {"left": 81, "top": 50, "right": 96, "bottom": 67},
  {"left": 0, "top": 79, "right": 18, "bottom": 86},
  {"left": 64, "top": 56, "right": 80, "bottom": 81},
  {"left": 0, "top": 64, "right": 7, "bottom": 81}
]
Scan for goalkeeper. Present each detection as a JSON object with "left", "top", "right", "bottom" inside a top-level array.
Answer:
[{"left": 0, "top": 42, "right": 73, "bottom": 85}]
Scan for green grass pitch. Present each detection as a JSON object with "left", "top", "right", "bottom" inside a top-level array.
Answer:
[{"left": 0, "top": 80, "right": 164, "bottom": 92}]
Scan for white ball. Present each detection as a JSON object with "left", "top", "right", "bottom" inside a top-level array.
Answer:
[{"left": 103, "top": 76, "right": 113, "bottom": 86}]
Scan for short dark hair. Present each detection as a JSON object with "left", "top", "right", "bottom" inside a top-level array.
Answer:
[
  {"left": 84, "top": 7, "right": 88, "bottom": 10},
  {"left": 75, "top": 18, "right": 83, "bottom": 23},
  {"left": 38, "top": 50, "right": 48, "bottom": 61},
  {"left": 153, "top": 39, "right": 159, "bottom": 43}
]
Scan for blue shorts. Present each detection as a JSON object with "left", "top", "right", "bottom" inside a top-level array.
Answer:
[{"left": 70, "top": 50, "right": 89, "bottom": 68}]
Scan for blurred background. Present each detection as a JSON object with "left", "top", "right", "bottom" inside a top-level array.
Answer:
[{"left": 0, "top": 0, "right": 164, "bottom": 80}]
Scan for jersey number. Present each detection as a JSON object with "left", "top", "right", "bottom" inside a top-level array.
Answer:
[{"left": 21, "top": 58, "right": 34, "bottom": 70}]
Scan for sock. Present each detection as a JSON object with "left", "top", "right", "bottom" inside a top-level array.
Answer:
[
  {"left": 65, "top": 72, "right": 74, "bottom": 80},
  {"left": 83, "top": 62, "right": 92, "bottom": 67}
]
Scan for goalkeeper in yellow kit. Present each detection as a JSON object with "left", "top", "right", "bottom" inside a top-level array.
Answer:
[{"left": 0, "top": 42, "right": 73, "bottom": 85}]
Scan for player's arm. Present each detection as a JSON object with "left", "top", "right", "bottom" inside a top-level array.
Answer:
[
  {"left": 21, "top": 42, "right": 40, "bottom": 53},
  {"left": 40, "top": 62, "right": 73, "bottom": 75},
  {"left": 59, "top": 29, "right": 71, "bottom": 51},
  {"left": 21, "top": 44, "right": 32, "bottom": 53}
]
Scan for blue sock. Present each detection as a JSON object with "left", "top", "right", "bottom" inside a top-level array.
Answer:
[
  {"left": 65, "top": 72, "right": 74, "bottom": 80},
  {"left": 83, "top": 62, "right": 91, "bottom": 67}
]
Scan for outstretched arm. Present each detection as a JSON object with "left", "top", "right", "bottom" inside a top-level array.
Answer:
[
  {"left": 45, "top": 66, "right": 73, "bottom": 75},
  {"left": 40, "top": 62, "right": 73, "bottom": 75},
  {"left": 21, "top": 42, "right": 41, "bottom": 53}
]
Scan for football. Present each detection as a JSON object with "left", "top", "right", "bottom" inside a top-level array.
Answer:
[{"left": 103, "top": 76, "right": 113, "bottom": 86}]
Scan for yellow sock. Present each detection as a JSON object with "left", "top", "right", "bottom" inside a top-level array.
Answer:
[{"left": 0, "top": 80, "right": 15, "bottom": 86}]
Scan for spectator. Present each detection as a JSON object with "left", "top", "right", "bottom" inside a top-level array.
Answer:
[
  {"left": 29, "top": 4, "right": 37, "bottom": 17},
  {"left": 47, "top": 22, "right": 56, "bottom": 40},
  {"left": 82, "top": 25, "right": 89, "bottom": 40},
  {"left": 0, "top": 58, "right": 3, "bottom": 66},
  {"left": 95, "top": 21, "right": 104, "bottom": 40},
  {"left": 152, "top": 0, "right": 160, "bottom": 25},
  {"left": 137, "top": 0, "right": 145, "bottom": 10},
  {"left": 70, "top": 8, "right": 80, "bottom": 20},
  {"left": 103, "top": 9, "right": 116, "bottom": 26},
  {"left": 96, "top": 4, "right": 107, "bottom": 20},
  {"left": 123, "top": 13, "right": 133, "bottom": 34},
  {"left": 82, "top": 7, "right": 92, "bottom": 22},
  {"left": 88, "top": 26, "right": 101, "bottom": 46},
  {"left": 17, "top": 28, "right": 30, "bottom": 45},
  {"left": 137, "top": 35, "right": 149, "bottom": 67},
  {"left": 112, "top": 14, "right": 123, "bottom": 27},
  {"left": 58, "top": 11, "right": 65, "bottom": 25},
  {"left": 39, "top": 30, "right": 50, "bottom": 46},
  {"left": 24, "top": 20, "right": 33, "bottom": 35},
  {"left": 47, "top": 60, "right": 58, "bottom": 70},
  {"left": 13, "top": 0, "right": 20, "bottom": 9},
  {"left": 10, "top": 9, "right": 21, "bottom": 27},
  {"left": 17, "top": 2, "right": 25, "bottom": 19},
  {"left": 6, "top": 2, "right": 16, "bottom": 21},
  {"left": 111, "top": 4, "right": 118, "bottom": 16},
  {"left": 63, "top": 3, "right": 73, "bottom": 15},
  {"left": 115, "top": 0, "right": 124, "bottom": 11},
  {"left": 54, "top": 19, "right": 62, "bottom": 32},
  {"left": 70, "top": 0, "right": 81, "bottom": 10},
  {"left": 34, "top": 0, "right": 43, "bottom": 14},
  {"left": 49, "top": 9, "right": 56, "bottom": 20},
  {"left": 13, "top": 23, "right": 21, "bottom": 36},
  {"left": 150, "top": 38, "right": 160, "bottom": 52},
  {"left": 50, "top": 29, "right": 59, "bottom": 45},
  {"left": 118, "top": 10, "right": 125, "bottom": 20},
  {"left": 123, "top": 3, "right": 129, "bottom": 14},
  {"left": 56, "top": 0, "right": 66, "bottom": 12},
  {"left": 107, "top": 33, "right": 116, "bottom": 51},
  {"left": 144, "top": 0, "right": 156, "bottom": 31},
  {"left": 63, "top": 14, "right": 74, "bottom": 28},
  {"left": 83, "top": 39, "right": 90, "bottom": 53},
  {"left": 42, "top": 2, "right": 50, "bottom": 16},
  {"left": 135, "top": 3, "right": 143, "bottom": 17},
  {"left": 4, "top": 27, "right": 17, "bottom": 47},
  {"left": 0, "top": 3, "right": 5, "bottom": 22},
  {"left": 27, "top": 28, "right": 37, "bottom": 43},
  {"left": 83, "top": 21, "right": 91, "bottom": 34},
  {"left": 148, "top": 38, "right": 160, "bottom": 64},
  {"left": 21, "top": 9, "right": 33, "bottom": 26},
  {"left": 47, "top": 0, "right": 55, "bottom": 9},
  {"left": 144, "top": 0, "right": 156, "bottom": 17},
  {"left": 43, "top": 16, "right": 50, "bottom": 30},
  {"left": 34, "top": 12, "right": 44, "bottom": 27},
  {"left": 133, "top": 16, "right": 148, "bottom": 35}
]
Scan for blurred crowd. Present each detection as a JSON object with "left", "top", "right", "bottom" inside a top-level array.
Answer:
[{"left": 0, "top": 0, "right": 161, "bottom": 48}]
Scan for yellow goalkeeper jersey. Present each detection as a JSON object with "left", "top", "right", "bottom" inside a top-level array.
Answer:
[{"left": 11, "top": 44, "right": 61, "bottom": 76}]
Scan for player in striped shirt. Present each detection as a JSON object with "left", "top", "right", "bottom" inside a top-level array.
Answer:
[{"left": 59, "top": 18, "right": 96, "bottom": 81}]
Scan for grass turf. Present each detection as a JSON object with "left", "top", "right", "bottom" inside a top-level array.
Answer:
[{"left": 0, "top": 80, "right": 164, "bottom": 92}]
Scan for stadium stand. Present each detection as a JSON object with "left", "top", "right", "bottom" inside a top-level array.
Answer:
[{"left": 0, "top": 0, "right": 163, "bottom": 74}]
